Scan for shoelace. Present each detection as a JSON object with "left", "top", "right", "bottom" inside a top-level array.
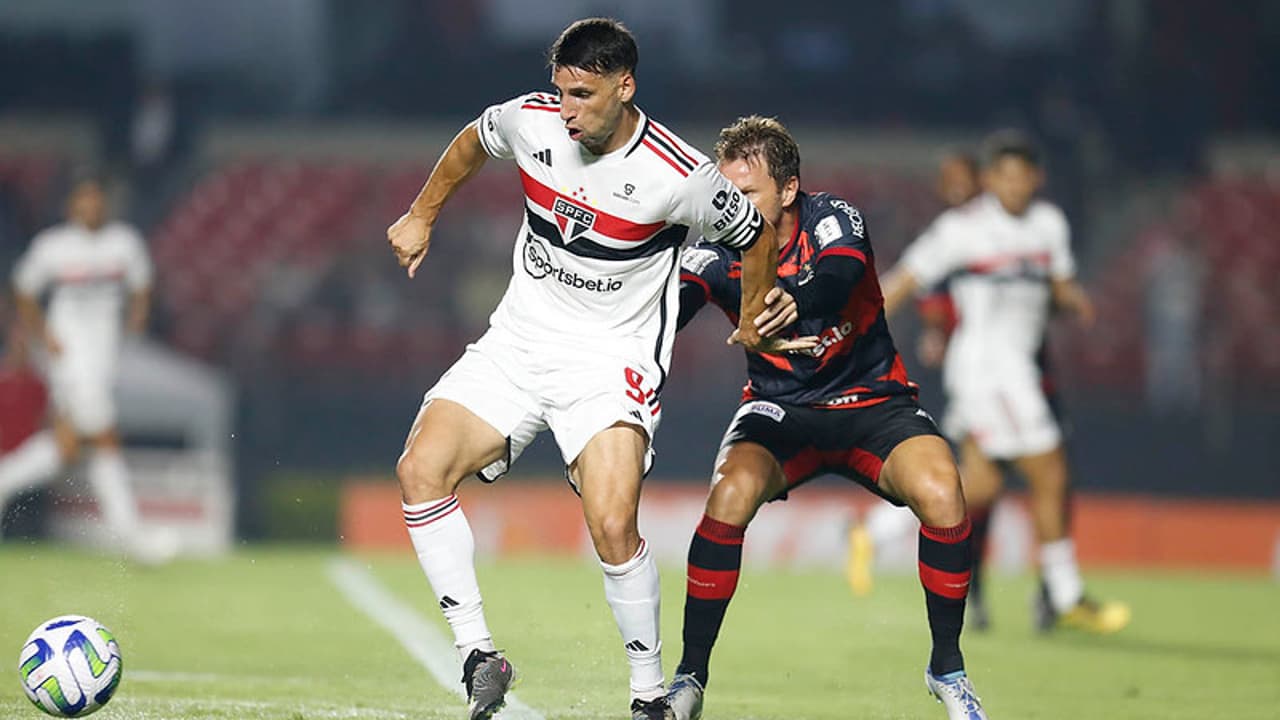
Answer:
[
  {"left": 940, "top": 677, "right": 982, "bottom": 712},
  {"left": 462, "top": 649, "right": 502, "bottom": 697}
]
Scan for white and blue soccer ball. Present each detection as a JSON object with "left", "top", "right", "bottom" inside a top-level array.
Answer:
[{"left": 18, "top": 615, "right": 123, "bottom": 717}]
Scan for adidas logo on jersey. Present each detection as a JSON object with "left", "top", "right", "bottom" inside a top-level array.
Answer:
[{"left": 533, "top": 148, "right": 552, "bottom": 166}]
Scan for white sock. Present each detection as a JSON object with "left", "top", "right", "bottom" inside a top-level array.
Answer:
[
  {"left": 87, "top": 449, "right": 140, "bottom": 542},
  {"left": 403, "top": 496, "right": 495, "bottom": 659},
  {"left": 601, "top": 538, "right": 663, "bottom": 702},
  {"left": 1040, "top": 538, "right": 1085, "bottom": 612},
  {"left": 0, "top": 431, "right": 62, "bottom": 502}
]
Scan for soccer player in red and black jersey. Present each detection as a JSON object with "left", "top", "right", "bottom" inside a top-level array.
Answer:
[{"left": 666, "top": 117, "right": 988, "bottom": 720}]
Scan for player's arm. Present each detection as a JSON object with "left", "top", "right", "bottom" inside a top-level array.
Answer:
[
  {"left": 1045, "top": 208, "right": 1093, "bottom": 327},
  {"left": 1051, "top": 276, "right": 1095, "bottom": 328},
  {"left": 13, "top": 292, "right": 57, "bottom": 355},
  {"left": 124, "top": 227, "right": 153, "bottom": 336},
  {"left": 676, "top": 247, "right": 722, "bottom": 332},
  {"left": 387, "top": 123, "right": 489, "bottom": 278},
  {"left": 883, "top": 216, "right": 957, "bottom": 318},
  {"left": 880, "top": 268, "right": 921, "bottom": 318},
  {"left": 11, "top": 239, "right": 58, "bottom": 354},
  {"left": 126, "top": 289, "right": 151, "bottom": 335},
  {"left": 733, "top": 223, "right": 778, "bottom": 348}
]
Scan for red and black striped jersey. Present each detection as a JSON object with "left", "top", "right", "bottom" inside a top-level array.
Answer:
[{"left": 679, "top": 191, "right": 917, "bottom": 408}]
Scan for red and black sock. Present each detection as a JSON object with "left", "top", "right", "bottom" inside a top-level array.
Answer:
[
  {"left": 919, "top": 518, "right": 972, "bottom": 676},
  {"left": 968, "top": 507, "right": 991, "bottom": 603},
  {"left": 676, "top": 514, "right": 745, "bottom": 688}
]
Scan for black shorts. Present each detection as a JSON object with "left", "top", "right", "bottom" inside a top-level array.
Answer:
[{"left": 717, "top": 395, "right": 942, "bottom": 506}]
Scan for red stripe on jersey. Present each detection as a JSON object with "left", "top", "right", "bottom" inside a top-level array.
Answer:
[
  {"left": 818, "top": 246, "right": 866, "bottom": 263},
  {"left": 518, "top": 169, "right": 668, "bottom": 242},
  {"left": 641, "top": 139, "right": 691, "bottom": 177},
  {"left": 687, "top": 565, "right": 740, "bottom": 601},
  {"left": 681, "top": 272, "right": 711, "bottom": 301},
  {"left": 965, "top": 250, "right": 1051, "bottom": 275},
  {"left": 918, "top": 562, "right": 971, "bottom": 600},
  {"left": 520, "top": 105, "right": 561, "bottom": 112},
  {"left": 647, "top": 121, "right": 698, "bottom": 167}
]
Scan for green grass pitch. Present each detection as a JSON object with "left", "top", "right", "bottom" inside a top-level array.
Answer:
[{"left": 1, "top": 545, "right": 1277, "bottom": 719}]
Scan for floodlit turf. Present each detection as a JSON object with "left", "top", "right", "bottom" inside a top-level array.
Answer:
[{"left": 1, "top": 545, "right": 1278, "bottom": 719}]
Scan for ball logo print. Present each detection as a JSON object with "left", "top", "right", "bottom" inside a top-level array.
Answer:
[{"left": 18, "top": 615, "right": 123, "bottom": 718}]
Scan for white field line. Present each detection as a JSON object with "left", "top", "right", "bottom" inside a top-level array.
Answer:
[
  {"left": 326, "top": 557, "right": 546, "bottom": 720},
  {"left": 110, "top": 696, "right": 410, "bottom": 718}
]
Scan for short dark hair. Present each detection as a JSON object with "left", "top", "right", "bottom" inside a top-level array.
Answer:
[
  {"left": 714, "top": 115, "right": 801, "bottom": 190},
  {"left": 548, "top": 18, "right": 638, "bottom": 76},
  {"left": 981, "top": 129, "right": 1041, "bottom": 168}
]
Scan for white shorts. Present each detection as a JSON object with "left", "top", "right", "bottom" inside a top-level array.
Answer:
[
  {"left": 421, "top": 328, "right": 662, "bottom": 483},
  {"left": 47, "top": 354, "right": 117, "bottom": 436},
  {"left": 943, "top": 376, "right": 1061, "bottom": 460}
]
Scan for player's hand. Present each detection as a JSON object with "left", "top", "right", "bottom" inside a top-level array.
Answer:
[
  {"left": 916, "top": 326, "right": 948, "bottom": 368},
  {"left": 727, "top": 328, "right": 820, "bottom": 355},
  {"left": 43, "top": 331, "right": 63, "bottom": 357},
  {"left": 753, "top": 287, "right": 799, "bottom": 337},
  {"left": 1074, "top": 293, "right": 1096, "bottom": 329},
  {"left": 387, "top": 211, "right": 433, "bottom": 278}
]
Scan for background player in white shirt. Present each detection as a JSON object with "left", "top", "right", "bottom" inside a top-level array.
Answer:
[
  {"left": 383, "top": 18, "right": 806, "bottom": 720},
  {"left": 1, "top": 174, "right": 157, "bottom": 560},
  {"left": 882, "top": 131, "right": 1130, "bottom": 634}
]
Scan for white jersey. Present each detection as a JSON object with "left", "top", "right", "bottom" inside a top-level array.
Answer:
[
  {"left": 12, "top": 221, "right": 152, "bottom": 358},
  {"left": 901, "top": 194, "right": 1074, "bottom": 392},
  {"left": 474, "top": 91, "right": 763, "bottom": 380}
]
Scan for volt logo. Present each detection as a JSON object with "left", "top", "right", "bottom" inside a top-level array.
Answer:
[{"left": 553, "top": 197, "right": 596, "bottom": 242}]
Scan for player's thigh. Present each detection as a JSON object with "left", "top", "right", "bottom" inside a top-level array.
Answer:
[
  {"left": 49, "top": 362, "right": 115, "bottom": 438},
  {"left": 545, "top": 353, "right": 662, "bottom": 480},
  {"left": 962, "top": 380, "right": 1061, "bottom": 461},
  {"left": 399, "top": 399, "right": 509, "bottom": 495},
  {"left": 879, "top": 434, "right": 965, "bottom": 525},
  {"left": 571, "top": 422, "right": 648, "bottom": 562},
  {"left": 1011, "top": 443, "right": 1070, "bottom": 496},
  {"left": 706, "top": 441, "right": 786, "bottom": 526},
  {"left": 959, "top": 436, "right": 1004, "bottom": 508},
  {"left": 714, "top": 400, "right": 809, "bottom": 503},
  {"left": 400, "top": 337, "right": 542, "bottom": 498}
]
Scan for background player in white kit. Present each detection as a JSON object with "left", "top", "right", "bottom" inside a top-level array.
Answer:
[
  {"left": 384, "top": 18, "right": 806, "bottom": 720},
  {"left": 882, "top": 131, "right": 1130, "bottom": 634},
  {"left": 0, "top": 174, "right": 160, "bottom": 561}
]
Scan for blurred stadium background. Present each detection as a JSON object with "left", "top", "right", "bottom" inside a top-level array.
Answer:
[{"left": 0, "top": 1, "right": 1278, "bottom": 718}]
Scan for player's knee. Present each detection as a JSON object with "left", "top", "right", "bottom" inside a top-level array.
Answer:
[
  {"left": 395, "top": 451, "right": 455, "bottom": 503},
  {"left": 905, "top": 462, "right": 965, "bottom": 524},
  {"left": 586, "top": 510, "right": 639, "bottom": 565},
  {"left": 707, "top": 469, "right": 766, "bottom": 526}
]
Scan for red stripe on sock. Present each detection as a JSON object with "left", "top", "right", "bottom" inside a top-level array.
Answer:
[
  {"left": 687, "top": 565, "right": 740, "bottom": 601},
  {"left": 921, "top": 517, "right": 972, "bottom": 544},
  {"left": 404, "top": 502, "right": 459, "bottom": 528},
  {"left": 918, "top": 561, "right": 971, "bottom": 600},
  {"left": 695, "top": 515, "right": 745, "bottom": 545}
]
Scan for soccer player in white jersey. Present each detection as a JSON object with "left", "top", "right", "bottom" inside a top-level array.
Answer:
[
  {"left": 1, "top": 174, "right": 157, "bottom": 560},
  {"left": 882, "top": 131, "right": 1130, "bottom": 634},
  {"left": 384, "top": 18, "right": 806, "bottom": 720}
]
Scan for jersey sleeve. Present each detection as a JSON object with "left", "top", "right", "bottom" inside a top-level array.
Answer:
[
  {"left": 677, "top": 242, "right": 732, "bottom": 330},
  {"left": 793, "top": 201, "right": 871, "bottom": 318},
  {"left": 669, "top": 162, "right": 764, "bottom": 250},
  {"left": 900, "top": 216, "right": 961, "bottom": 291},
  {"left": 474, "top": 93, "right": 531, "bottom": 160},
  {"left": 11, "top": 234, "right": 51, "bottom": 297},
  {"left": 122, "top": 226, "right": 154, "bottom": 290},
  {"left": 1044, "top": 206, "right": 1076, "bottom": 279}
]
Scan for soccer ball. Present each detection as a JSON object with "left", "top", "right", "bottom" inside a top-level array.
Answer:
[{"left": 17, "top": 615, "right": 123, "bottom": 717}]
